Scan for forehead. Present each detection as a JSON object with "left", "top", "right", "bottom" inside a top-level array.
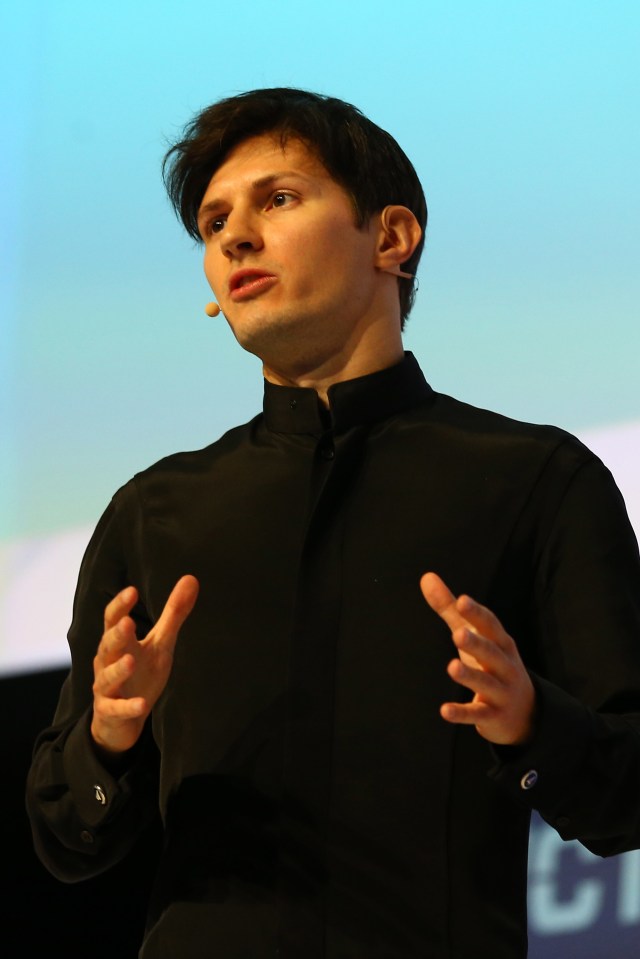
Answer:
[{"left": 201, "top": 134, "right": 335, "bottom": 203}]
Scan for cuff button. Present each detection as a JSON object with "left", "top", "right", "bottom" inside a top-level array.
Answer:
[
  {"left": 93, "top": 784, "right": 107, "bottom": 805},
  {"left": 520, "top": 769, "right": 539, "bottom": 790}
]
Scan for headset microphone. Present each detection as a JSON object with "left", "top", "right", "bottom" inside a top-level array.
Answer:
[
  {"left": 204, "top": 302, "right": 221, "bottom": 317},
  {"left": 383, "top": 266, "right": 415, "bottom": 280}
]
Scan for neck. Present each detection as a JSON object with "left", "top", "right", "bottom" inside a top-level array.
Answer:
[{"left": 263, "top": 327, "right": 404, "bottom": 407}]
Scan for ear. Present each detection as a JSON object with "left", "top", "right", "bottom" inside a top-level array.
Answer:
[{"left": 374, "top": 205, "right": 422, "bottom": 276}]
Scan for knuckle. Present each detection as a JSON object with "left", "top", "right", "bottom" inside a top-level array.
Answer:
[{"left": 93, "top": 695, "right": 107, "bottom": 717}]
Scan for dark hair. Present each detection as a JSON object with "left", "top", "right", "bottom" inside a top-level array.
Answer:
[{"left": 163, "top": 87, "right": 427, "bottom": 326}]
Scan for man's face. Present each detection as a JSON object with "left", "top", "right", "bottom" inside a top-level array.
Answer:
[{"left": 197, "top": 134, "right": 385, "bottom": 374}]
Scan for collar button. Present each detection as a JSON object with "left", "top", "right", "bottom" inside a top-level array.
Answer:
[{"left": 320, "top": 443, "right": 335, "bottom": 461}]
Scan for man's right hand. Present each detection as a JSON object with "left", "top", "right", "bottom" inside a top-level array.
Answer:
[{"left": 90, "top": 575, "right": 199, "bottom": 756}]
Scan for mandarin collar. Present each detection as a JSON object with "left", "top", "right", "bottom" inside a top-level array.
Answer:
[{"left": 263, "top": 352, "right": 434, "bottom": 435}]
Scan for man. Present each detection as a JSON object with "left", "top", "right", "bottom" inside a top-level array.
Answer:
[{"left": 26, "top": 88, "right": 640, "bottom": 958}]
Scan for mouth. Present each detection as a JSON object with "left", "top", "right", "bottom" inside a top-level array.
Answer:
[{"left": 229, "top": 269, "right": 277, "bottom": 302}]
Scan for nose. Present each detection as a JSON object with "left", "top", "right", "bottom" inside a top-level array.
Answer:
[{"left": 220, "top": 208, "right": 263, "bottom": 259}]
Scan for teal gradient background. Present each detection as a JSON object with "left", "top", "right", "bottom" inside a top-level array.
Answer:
[{"left": 3, "top": 0, "right": 639, "bottom": 545}]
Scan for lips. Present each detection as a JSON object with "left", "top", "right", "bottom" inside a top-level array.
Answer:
[{"left": 229, "top": 269, "right": 277, "bottom": 301}]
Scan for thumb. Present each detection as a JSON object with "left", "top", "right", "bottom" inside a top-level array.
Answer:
[{"left": 154, "top": 575, "right": 200, "bottom": 640}]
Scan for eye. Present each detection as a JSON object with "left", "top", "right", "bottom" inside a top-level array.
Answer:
[
  {"left": 207, "top": 215, "right": 227, "bottom": 235},
  {"left": 269, "top": 191, "right": 296, "bottom": 209}
]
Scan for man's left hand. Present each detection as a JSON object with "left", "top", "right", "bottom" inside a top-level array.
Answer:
[{"left": 420, "top": 571, "right": 536, "bottom": 746}]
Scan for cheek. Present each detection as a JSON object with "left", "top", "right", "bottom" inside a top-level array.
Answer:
[
  {"left": 290, "top": 223, "right": 367, "bottom": 282},
  {"left": 203, "top": 249, "right": 222, "bottom": 290}
]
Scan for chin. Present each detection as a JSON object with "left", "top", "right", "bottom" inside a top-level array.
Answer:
[{"left": 229, "top": 308, "right": 312, "bottom": 355}]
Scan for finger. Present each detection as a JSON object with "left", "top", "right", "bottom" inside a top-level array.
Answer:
[
  {"left": 447, "top": 655, "right": 506, "bottom": 702},
  {"left": 104, "top": 586, "right": 139, "bottom": 633},
  {"left": 93, "top": 652, "right": 136, "bottom": 698},
  {"left": 96, "top": 615, "right": 137, "bottom": 665},
  {"left": 93, "top": 694, "right": 147, "bottom": 720},
  {"left": 456, "top": 594, "right": 510, "bottom": 649},
  {"left": 423, "top": 573, "right": 513, "bottom": 655},
  {"left": 452, "top": 626, "right": 510, "bottom": 674},
  {"left": 152, "top": 575, "right": 200, "bottom": 643},
  {"left": 440, "top": 700, "right": 494, "bottom": 726},
  {"left": 420, "top": 572, "right": 467, "bottom": 632}
]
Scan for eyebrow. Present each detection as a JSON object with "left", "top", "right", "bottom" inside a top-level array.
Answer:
[{"left": 197, "top": 170, "right": 314, "bottom": 232}]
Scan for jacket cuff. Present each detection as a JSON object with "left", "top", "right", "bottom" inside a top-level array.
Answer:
[
  {"left": 63, "top": 711, "right": 137, "bottom": 829},
  {"left": 487, "top": 673, "right": 593, "bottom": 837}
]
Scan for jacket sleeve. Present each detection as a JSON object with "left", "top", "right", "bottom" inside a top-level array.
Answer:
[
  {"left": 488, "top": 449, "right": 640, "bottom": 856},
  {"left": 25, "top": 486, "right": 161, "bottom": 881}
]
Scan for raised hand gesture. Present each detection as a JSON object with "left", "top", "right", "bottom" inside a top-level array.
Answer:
[{"left": 90, "top": 575, "right": 199, "bottom": 755}]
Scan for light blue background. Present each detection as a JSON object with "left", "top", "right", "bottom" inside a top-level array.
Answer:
[{"left": 3, "top": 0, "right": 639, "bottom": 539}]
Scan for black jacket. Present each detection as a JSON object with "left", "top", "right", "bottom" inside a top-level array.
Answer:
[{"left": 26, "top": 354, "right": 640, "bottom": 957}]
